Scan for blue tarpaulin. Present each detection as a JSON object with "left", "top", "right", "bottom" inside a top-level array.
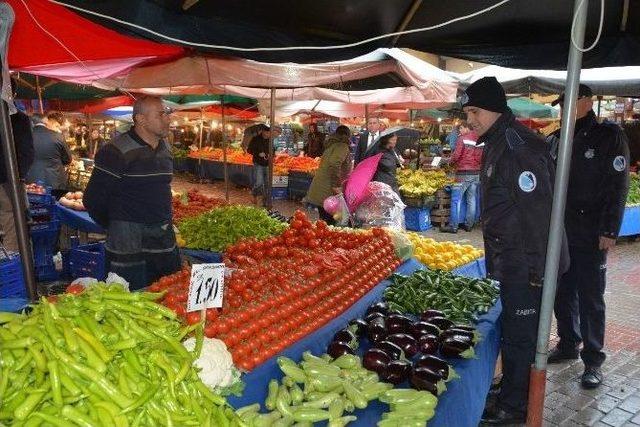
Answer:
[
  {"left": 619, "top": 205, "right": 640, "bottom": 237},
  {"left": 55, "top": 203, "right": 105, "bottom": 234},
  {"left": 228, "top": 257, "right": 500, "bottom": 427}
]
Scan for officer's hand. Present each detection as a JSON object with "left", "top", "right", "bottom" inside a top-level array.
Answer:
[{"left": 599, "top": 236, "right": 616, "bottom": 251}]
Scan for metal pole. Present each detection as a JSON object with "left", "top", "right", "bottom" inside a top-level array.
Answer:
[
  {"left": 0, "top": 89, "right": 37, "bottom": 300},
  {"left": 364, "top": 104, "right": 370, "bottom": 130},
  {"left": 597, "top": 96, "right": 602, "bottom": 119},
  {"left": 266, "top": 88, "right": 276, "bottom": 209},
  {"left": 197, "top": 109, "right": 204, "bottom": 182},
  {"left": 36, "top": 75, "right": 44, "bottom": 114},
  {"left": 527, "top": 0, "right": 588, "bottom": 425},
  {"left": 221, "top": 98, "right": 230, "bottom": 202}
]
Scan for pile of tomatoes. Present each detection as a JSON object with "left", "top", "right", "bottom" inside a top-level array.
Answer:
[
  {"left": 150, "top": 211, "right": 401, "bottom": 371},
  {"left": 172, "top": 189, "right": 228, "bottom": 223}
]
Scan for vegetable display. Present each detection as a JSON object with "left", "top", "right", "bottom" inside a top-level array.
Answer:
[
  {"left": 406, "top": 233, "right": 484, "bottom": 271},
  {"left": 172, "top": 189, "right": 228, "bottom": 223},
  {"left": 397, "top": 169, "right": 452, "bottom": 198},
  {"left": 0, "top": 284, "right": 241, "bottom": 426},
  {"left": 188, "top": 149, "right": 320, "bottom": 174},
  {"left": 627, "top": 172, "right": 639, "bottom": 206},
  {"left": 59, "top": 191, "right": 86, "bottom": 211},
  {"left": 384, "top": 269, "right": 500, "bottom": 323},
  {"left": 177, "top": 205, "right": 287, "bottom": 252},
  {"left": 153, "top": 212, "right": 401, "bottom": 371},
  {"left": 235, "top": 352, "right": 397, "bottom": 427}
]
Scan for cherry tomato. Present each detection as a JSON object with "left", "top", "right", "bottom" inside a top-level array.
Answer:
[
  {"left": 185, "top": 312, "right": 201, "bottom": 325},
  {"left": 66, "top": 284, "right": 85, "bottom": 295}
]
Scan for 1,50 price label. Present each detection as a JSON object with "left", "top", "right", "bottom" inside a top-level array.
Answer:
[{"left": 187, "top": 263, "right": 225, "bottom": 312}]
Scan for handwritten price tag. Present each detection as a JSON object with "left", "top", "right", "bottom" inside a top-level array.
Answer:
[{"left": 187, "top": 263, "right": 225, "bottom": 312}]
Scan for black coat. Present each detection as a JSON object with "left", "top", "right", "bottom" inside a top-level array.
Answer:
[
  {"left": 354, "top": 131, "right": 380, "bottom": 165},
  {"left": 551, "top": 111, "right": 630, "bottom": 249},
  {"left": 27, "top": 125, "right": 72, "bottom": 190},
  {"left": 0, "top": 111, "right": 34, "bottom": 184},
  {"left": 479, "top": 109, "right": 568, "bottom": 285},
  {"left": 373, "top": 148, "right": 400, "bottom": 194}
]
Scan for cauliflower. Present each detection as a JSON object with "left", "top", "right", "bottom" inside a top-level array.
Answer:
[{"left": 183, "top": 337, "right": 244, "bottom": 396}]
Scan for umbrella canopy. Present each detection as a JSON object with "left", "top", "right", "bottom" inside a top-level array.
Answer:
[
  {"left": 507, "top": 97, "right": 559, "bottom": 119},
  {"left": 364, "top": 126, "right": 421, "bottom": 159},
  {"left": 344, "top": 153, "right": 383, "bottom": 212}
]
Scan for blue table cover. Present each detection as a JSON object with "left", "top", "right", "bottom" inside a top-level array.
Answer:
[
  {"left": 619, "top": 205, "right": 640, "bottom": 237},
  {"left": 228, "top": 257, "right": 501, "bottom": 427},
  {"left": 55, "top": 203, "right": 105, "bottom": 234},
  {"left": 180, "top": 248, "right": 223, "bottom": 263},
  {"left": 0, "top": 298, "right": 29, "bottom": 313}
]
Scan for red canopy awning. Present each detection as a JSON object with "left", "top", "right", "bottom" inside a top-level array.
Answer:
[{"left": 7, "top": 0, "right": 183, "bottom": 77}]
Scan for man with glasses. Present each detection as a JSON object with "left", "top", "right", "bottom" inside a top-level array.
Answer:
[
  {"left": 84, "top": 96, "right": 181, "bottom": 290},
  {"left": 547, "top": 85, "right": 630, "bottom": 388}
]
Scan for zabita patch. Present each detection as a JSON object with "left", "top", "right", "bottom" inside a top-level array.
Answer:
[
  {"left": 613, "top": 155, "right": 626, "bottom": 172},
  {"left": 518, "top": 171, "right": 537, "bottom": 192}
]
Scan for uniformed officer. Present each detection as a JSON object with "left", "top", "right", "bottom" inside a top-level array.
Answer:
[
  {"left": 547, "top": 84, "right": 630, "bottom": 389},
  {"left": 461, "top": 77, "right": 567, "bottom": 425}
]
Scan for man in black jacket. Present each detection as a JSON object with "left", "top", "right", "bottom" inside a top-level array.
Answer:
[
  {"left": 462, "top": 77, "right": 567, "bottom": 425},
  {"left": 547, "top": 85, "right": 630, "bottom": 389},
  {"left": 354, "top": 118, "right": 381, "bottom": 165},
  {"left": 0, "top": 103, "right": 34, "bottom": 251}
]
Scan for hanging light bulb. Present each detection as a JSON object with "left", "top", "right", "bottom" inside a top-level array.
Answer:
[
  {"left": 437, "top": 117, "right": 443, "bottom": 123},
  {"left": 227, "top": 124, "right": 233, "bottom": 131},
  {"left": 171, "top": 120, "right": 178, "bottom": 127},
  {"left": 419, "top": 119, "right": 425, "bottom": 124}
]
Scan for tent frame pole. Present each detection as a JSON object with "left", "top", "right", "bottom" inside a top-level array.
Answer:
[
  {"left": 0, "top": 77, "right": 37, "bottom": 300},
  {"left": 36, "top": 75, "right": 44, "bottom": 114},
  {"left": 266, "top": 88, "right": 276, "bottom": 209},
  {"left": 527, "top": 0, "right": 588, "bottom": 425},
  {"left": 198, "top": 108, "right": 204, "bottom": 182},
  {"left": 597, "top": 95, "right": 603, "bottom": 119},
  {"left": 364, "top": 104, "right": 370, "bottom": 130},
  {"left": 221, "top": 97, "right": 230, "bottom": 202}
]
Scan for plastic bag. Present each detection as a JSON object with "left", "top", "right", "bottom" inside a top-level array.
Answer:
[
  {"left": 354, "top": 181, "right": 406, "bottom": 231},
  {"left": 323, "top": 193, "right": 350, "bottom": 226},
  {"left": 385, "top": 228, "right": 414, "bottom": 261}
]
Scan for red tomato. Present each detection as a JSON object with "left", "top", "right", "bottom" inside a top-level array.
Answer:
[
  {"left": 66, "top": 284, "right": 85, "bottom": 295},
  {"left": 204, "top": 323, "right": 218, "bottom": 338},
  {"left": 205, "top": 308, "right": 219, "bottom": 322},
  {"left": 185, "top": 312, "right": 201, "bottom": 325}
]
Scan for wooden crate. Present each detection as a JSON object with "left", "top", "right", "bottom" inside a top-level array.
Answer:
[{"left": 430, "top": 213, "right": 449, "bottom": 227}]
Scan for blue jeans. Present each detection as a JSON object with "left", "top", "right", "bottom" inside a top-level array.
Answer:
[
  {"left": 252, "top": 164, "right": 268, "bottom": 197},
  {"left": 457, "top": 174, "right": 479, "bottom": 228}
]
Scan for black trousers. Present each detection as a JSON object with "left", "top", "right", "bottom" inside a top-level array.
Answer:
[
  {"left": 554, "top": 246, "right": 607, "bottom": 367},
  {"left": 498, "top": 280, "right": 542, "bottom": 414}
]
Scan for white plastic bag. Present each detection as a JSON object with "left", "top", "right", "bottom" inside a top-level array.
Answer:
[{"left": 354, "top": 181, "right": 406, "bottom": 231}]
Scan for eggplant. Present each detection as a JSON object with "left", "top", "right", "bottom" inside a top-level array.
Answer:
[
  {"left": 386, "top": 314, "right": 413, "bottom": 334},
  {"left": 418, "top": 334, "right": 439, "bottom": 355},
  {"left": 408, "top": 321, "right": 441, "bottom": 340},
  {"left": 381, "top": 360, "right": 411, "bottom": 385},
  {"left": 333, "top": 329, "right": 357, "bottom": 345},
  {"left": 410, "top": 367, "right": 443, "bottom": 396},
  {"left": 375, "top": 340, "right": 404, "bottom": 360},
  {"left": 450, "top": 324, "right": 476, "bottom": 333},
  {"left": 440, "top": 337, "right": 475, "bottom": 359},
  {"left": 426, "top": 316, "right": 454, "bottom": 331},
  {"left": 366, "top": 301, "right": 389, "bottom": 316},
  {"left": 363, "top": 348, "right": 391, "bottom": 375},
  {"left": 420, "top": 309, "right": 445, "bottom": 321},
  {"left": 327, "top": 341, "right": 355, "bottom": 359},
  {"left": 415, "top": 354, "right": 450, "bottom": 380},
  {"left": 364, "top": 311, "right": 385, "bottom": 323},
  {"left": 386, "top": 333, "right": 419, "bottom": 358},
  {"left": 367, "top": 316, "right": 387, "bottom": 343},
  {"left": 439, "top": 328, "right": 475, "bottom": 344},
  {"left": 348, "top": 318, "right": 369, "bottom": 337}
]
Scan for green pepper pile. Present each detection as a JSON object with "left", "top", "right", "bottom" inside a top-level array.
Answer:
[
  {"left": 177, "top": 205, "right": 287, "bottom": 252},
  {"left": 384, "top": 270, "right": 500, "bottom": 323},
  {"left": 236, "top": 352, "right": 401, "bottom": 427},
  {"left": 0, "top": 284, "right": 242, "bottom": 426},
  {"left": 627, "top": 172, "right": 639, "bottom": 206}
]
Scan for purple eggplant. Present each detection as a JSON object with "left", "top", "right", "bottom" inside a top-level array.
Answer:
[
  {"left": 367, "top": 316, "right": 387, "bottom": 343},
  {"left": 333, "top": 329, "right": 357, "bottom": 345},
  {"left": 367, "top": 302, "right": 389, "bottom": 316},
  {"left": 363, "top": 348, "right": 391, "bottom": 375},
  {"left": 364, "top": 311, "right": 385, "bottom": 323},
  {"left": 439, "top": 328, "right": 475, "bottom": 344},
  {"left": 348, "top": 318, "right": 369, "bottom": 337},
  {"left": 386, "top": 314, "right": 413, "bottom": 334},
  {"left": 386, "top": 333, "right": 419, "bottom": 358},
  {"left": 375, "top": 340, "right": 404, "bottom": 360},
  {"left": 418, "top": 334, "right": 439, "bottom": 355},
  {"left": 408, "top": 321, "right": 441, "bottom": 340},
  {"left": 440, "top": 337, "right": 475, "bottom": 359},
  {"left": 450, "top": 324, "right": 476, "bottom": 333},
  {"left": 426, "top": 316, "right": 454, "bottom": 331},
  {"left": 420, "top": 309, "right": 445, "bottom": 321},
  {"left": 410, "top": 367, "right": 443, "bottom": 396},
  {"left": 381, "top": 360, "right": 411, "bottom": 385},
  {"left": 327, "top": 341, "right": 355, "bottom": 359},
  {"left": 415, "top": 354, "right": 450, "bottom": 380}
]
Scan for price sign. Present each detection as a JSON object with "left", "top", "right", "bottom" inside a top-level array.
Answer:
[
  {"left": 431, "top": 156, "right": 442, "bottom": 167},
  {"left": 187, "top": 263, "right": 225, "bottom": 312}
]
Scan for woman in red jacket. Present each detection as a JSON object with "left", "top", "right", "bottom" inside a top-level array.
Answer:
[{"left": 442, "top": 122, "right": 483, "bottom": 233}]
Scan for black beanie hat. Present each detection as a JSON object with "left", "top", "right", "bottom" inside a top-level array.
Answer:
[{"left": 460, "top": 76, "right": 507, "bottom": 113}]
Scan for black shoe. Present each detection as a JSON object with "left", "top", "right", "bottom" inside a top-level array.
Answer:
[
  {"left": 460, "top": 224, "right": 474, "bottom": 232},
  {"left": 481, "top": 406, "right": 526, "bottom": 425},
  {"left": 440, "top": 225, "right": 458, "bottom": 234},
  {"left": 581, "top": 366, "right": 603, "bottom": 389},
  {"left": 547, "top": 345, "right": 579, "bottom": 364}
]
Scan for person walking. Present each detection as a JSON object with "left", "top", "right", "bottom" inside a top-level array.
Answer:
[
  {"left": 547, "top": 84, "right": 630, "bottom": 389},
  {"left": 84, "top": 96, "right": 180, "bottom": 290},
  {"left": 373, "top": 132, "right": 401, "bottom": 195},
  {"left": 247, "top": 125, "right": 272, "bottom": 206},
  {"left": 26, "top": 111, "right": 72, "bottom": 199},
  {"left": 354, "top": 118, "right": 381, "bottom": 165},
  {"left": 460, "top": 77, "right": 567, "bottom": 425},
  {"left": 441, "top": 122, "right": 483, "bottom": 233},
  {"left": 305, "top": 125, "right": 353, "bottom": 224},
  {"left": 304, "top": 124, "right": 326, "bottom": 158}
]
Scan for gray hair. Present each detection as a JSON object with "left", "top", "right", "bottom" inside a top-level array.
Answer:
[{"left": 132, "top": 95, "right": 163, "bottom": 124}]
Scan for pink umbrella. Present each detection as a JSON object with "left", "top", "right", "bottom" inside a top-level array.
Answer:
[{"left": 344, "top": 153, "right": 383, "bottom": 212}]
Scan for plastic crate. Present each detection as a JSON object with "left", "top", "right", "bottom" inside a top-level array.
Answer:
[
  {"left": 272, "top": 187, "right": 288, "bottom": 200},
  {"left": 0, "top": 252, "right": 27, "bottom": 298},
  {"left": 29, "top": 203, "right": 57, "bottom": 223},
  {"left": 31, "top": 221, "right": 60, "bottom": 268},
  {"left": 69, "top": 242, "right": 106, "bottom": 280},
  {"left": 288, "top": 171, "right": 313, "bottom": 192},
  {"left": 35, "top": 264, "right": 59, "bottom": 282},
  {"left": 404, "top": 207, "right": 432, "bottom": 232},
  {"left": 27, "top": 185, "right": 54, "bottom": 205}
]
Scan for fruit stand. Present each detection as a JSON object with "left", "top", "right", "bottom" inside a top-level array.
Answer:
[{"left": 619, "top": 172, "right": 640, "bottom": 237}]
